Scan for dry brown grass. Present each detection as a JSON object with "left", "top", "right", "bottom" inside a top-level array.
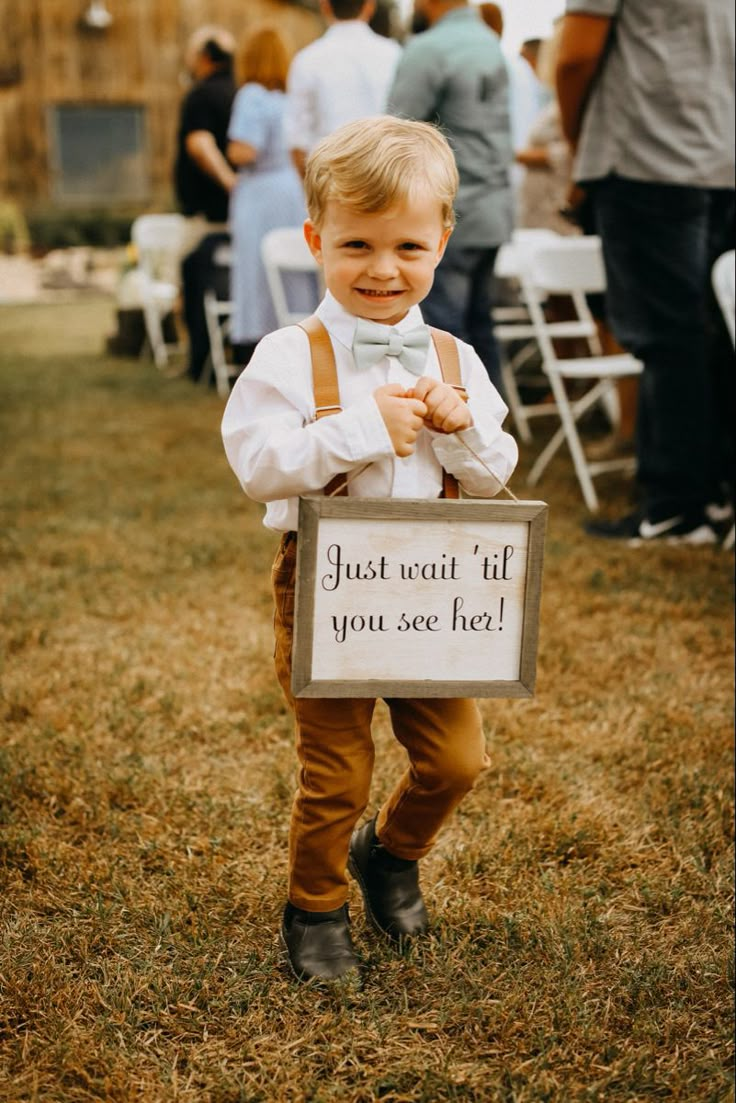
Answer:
[{"left": 0, "top": 300, "right": 733, "bottom": 1103}]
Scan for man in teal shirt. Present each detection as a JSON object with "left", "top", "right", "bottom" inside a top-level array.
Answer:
[{"left": 388, "top": 0, "right": 513, "bottom": 395}]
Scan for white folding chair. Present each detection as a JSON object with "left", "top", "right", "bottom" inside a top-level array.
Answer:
[
  {"left": 261, "top": 227, "right": 321, "bottom": 328},
  {"left": 712, "top": 249, "right": 735, "bottom": 346},
  {"left": 712, "top": 249, "right": 735, "bottom": 550},
  {"left": 518, "top": 235, "right": 643, "bottom": 511},
  {"left": 130, "top": 213, "right": 187, "bottom": 369},
  {"left": 494, "top": 229, "right": 599, "bottom": 442},
  {"left": 202, "top": 241, "right": 239, "bottom": 398}
]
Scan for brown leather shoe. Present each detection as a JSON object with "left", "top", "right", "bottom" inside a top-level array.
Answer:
[
  {"left": 280, "top": 903, "right": 362, "bottom": 983},
  {"left": 348, "top": 818, "right": 429, "bottom": 943}
]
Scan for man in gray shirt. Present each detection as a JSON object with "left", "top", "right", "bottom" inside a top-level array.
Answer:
[
  {"left": 388, "top": 0, "right": 513, "bottom": 396},
  {"left": 557, "top": 0, "right": 735, "bottom": 545}
]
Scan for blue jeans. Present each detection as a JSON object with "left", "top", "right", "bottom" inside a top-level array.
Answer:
[
  {"left": 421, "top": 241, "right": 504, "bottom": 397},
  {"left": 591, "top": 175, "right": 734, "bottom": 520}
]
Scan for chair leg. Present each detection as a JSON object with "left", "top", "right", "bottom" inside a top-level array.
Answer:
[
  {"left": 211, "top": 326, "right": 231, "bottom": 397},
  {"left": 203, "top": 291, "right": 233, "bottom": 397},
  {"left": 554, "top": 376, "right": 600, "bottom": 512},
  {"left": 527, "top": 375, "right": 613, "bottom": 512},
  {"left": 500, "top": 352, "right": 532, "bottom": 442},
  {"left": 142, "top": 302, "right": 168, "bottom": 368},
  {"left": 198, "top": 353, "right": 213, "bottom": 388},
  {"left": 527, "top": 422, "right": 567, "bottom": 486},
  {"left": 527, "top": 379, "right": 602, "bottom": 486}
]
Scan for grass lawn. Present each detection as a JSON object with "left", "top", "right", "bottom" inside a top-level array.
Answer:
[{"left": 0, "top": 299, "right": 733, "bottom": 1102}]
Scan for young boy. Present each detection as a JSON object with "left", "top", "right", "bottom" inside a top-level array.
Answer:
[{"left": 222, "top": 116, "right": 518, "bottom": 983}]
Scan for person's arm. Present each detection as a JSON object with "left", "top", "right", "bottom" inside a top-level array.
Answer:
[
  {"left": 555, "top": 12, "right": 613, "bottom": 147},
  {"left": 284, "top": 51, "right": 315, "bottom": 181},
  {"left": 227, "top": 86, "right": 267, "bottom": 171},
  {"left": 226, "top": 139, "right": 258, "bottom": 168},
  {"left": 185, "top": 130, "right": 237, "bottom": 193},
  {"left": 515, "top": 147, "right": 552, "bottom": 168}
]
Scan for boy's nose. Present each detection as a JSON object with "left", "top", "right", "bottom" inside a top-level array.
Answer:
[{"left": 366, "top": 252, "right": 398, "bottom": 279}]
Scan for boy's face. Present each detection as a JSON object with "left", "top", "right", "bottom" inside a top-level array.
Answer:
[{"left": 304, "top": 193, "right": 451, "bottom": 327}]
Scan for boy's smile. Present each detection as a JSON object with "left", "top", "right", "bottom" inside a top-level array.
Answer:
[{"left": 304, "top": 193, "right": 451, "bottom": 327}]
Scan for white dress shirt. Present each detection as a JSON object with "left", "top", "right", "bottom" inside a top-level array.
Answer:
[
  {"left": 284, "top": 22, "right": 402, "bottom": 155},
  {"left": 221, "top": 293, "right": 519, "bottom": 533}
]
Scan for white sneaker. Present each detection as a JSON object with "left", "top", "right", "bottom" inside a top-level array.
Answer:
[{"left": 586, "top": 510, "right": 718, "bottom": 546}]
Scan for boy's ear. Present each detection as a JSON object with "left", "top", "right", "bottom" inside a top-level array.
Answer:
[
  {"left": 434, "top": 227, "right": 452, "bottom": 267},
  {"left": 303, "top": 220, "right": 323, "bottom": 264}
]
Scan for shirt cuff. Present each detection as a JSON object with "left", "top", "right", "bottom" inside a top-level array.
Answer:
[{"left": 430, "top": 422, "right": 512, "bottom": 487}]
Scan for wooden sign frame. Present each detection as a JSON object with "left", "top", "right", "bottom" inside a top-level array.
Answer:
[{"left": 292, "top": 496, "right": 547, "bottom": 699}]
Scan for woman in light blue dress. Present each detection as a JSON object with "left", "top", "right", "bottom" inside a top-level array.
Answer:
[{"left": 227, "top": 26, "right": 317, "bottom": 360}]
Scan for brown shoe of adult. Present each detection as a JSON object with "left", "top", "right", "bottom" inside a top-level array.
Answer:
[
  {"left": 280, "top": 903, "right": 362, "bottom": 983},
  {"left": 348, "top": 818, "right": 429, "bottom": 943}
]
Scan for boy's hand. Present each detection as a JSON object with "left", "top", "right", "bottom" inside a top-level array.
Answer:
[
  {"left": 410, "top": 377, "right": 473, "bottom": 434},
  {"left": 373, "top": 384, "right": 428, "bottom": 457}
]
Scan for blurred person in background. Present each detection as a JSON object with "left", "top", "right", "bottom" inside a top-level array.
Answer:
[
  {"left": 284, "top": 0, "right": 402, "bottom": 180},
  {"left": 558, "top": 0, "right": 735, "bottom": 545},
  {"left": 507, "top": 38, "right": 550, "bottom": 179},
  {"left": 174, "top": 25, "right": 237, "bottom": 382},
  {"left": 477, "top": 6, "right": 549, "bottom": 227},
  {"left": 388, "top": 0, "right": 513, "bottom": 397},
  {"left": 515, "top": 20, "right": 638, "bottom": 431},
  {"left": 226, "top": 25, "right": 314, "bottom": 367},
  {"left": 515, "top": 21, "right": 574, "bottom": 238}
]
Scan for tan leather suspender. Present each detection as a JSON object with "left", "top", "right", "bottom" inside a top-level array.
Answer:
[
  {"left": 298, "top": 315, "right": 350, "bottom": 498},
  {"left": 298, "top": 315, "right": 466, "bottom": 500}
]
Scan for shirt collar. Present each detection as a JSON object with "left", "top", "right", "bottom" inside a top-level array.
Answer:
[
  {"left": 315, "top": 291, "right": 426, "bottom": 352},
  {"left": 325, "top": 20, "right": 374, "bottom": 38},
  {"left": 436, "top": 6, "right": 481, "bottom": 26}
]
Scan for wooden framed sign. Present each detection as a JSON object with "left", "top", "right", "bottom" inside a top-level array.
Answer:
[{"left": 292, "top": 496, "right": 547, "bottom": 699}]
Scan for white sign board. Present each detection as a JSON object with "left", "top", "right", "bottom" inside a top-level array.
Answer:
[{"left": 292, "top": 497, "right": 547, "bottom": 698}]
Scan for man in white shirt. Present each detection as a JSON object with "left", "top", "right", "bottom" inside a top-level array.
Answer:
[{"left": 284, "top": 0, "right": 402, "bottom": 178}]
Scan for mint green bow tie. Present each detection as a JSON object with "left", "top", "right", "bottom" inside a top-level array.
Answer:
[{"left": 352, "top": 318, "right": 431, "bottom": 376}]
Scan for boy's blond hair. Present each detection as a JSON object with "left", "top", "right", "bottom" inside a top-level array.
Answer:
[{"left": 304, "top": 116, "right": 459, "bottom": 231}]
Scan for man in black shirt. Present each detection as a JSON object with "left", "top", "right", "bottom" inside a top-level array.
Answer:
[{"left": 174, "top": 25, "right": 236, "bottom": 382}]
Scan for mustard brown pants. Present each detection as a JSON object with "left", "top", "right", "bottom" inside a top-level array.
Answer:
[{"left": 272, "top": 533, "right": 488, "bottom": 912}]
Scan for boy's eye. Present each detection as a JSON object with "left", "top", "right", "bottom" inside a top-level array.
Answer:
[
  {"left": 399, "top": 242, "right": 423, "bottom": 252},
  {"left": 342, "top": 240, "right": 368, "bottom": 249}
]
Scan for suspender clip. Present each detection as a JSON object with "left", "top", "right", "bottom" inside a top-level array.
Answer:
[{"left": 314, "top": 403, "right": 343, "bottom": 420}]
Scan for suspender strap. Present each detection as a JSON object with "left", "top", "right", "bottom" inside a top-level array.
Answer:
[
  {"left": 297, "top": 316, "right": 464, "bottom": 501},
  {"left": 299, "top": 315, "right": 343, "bottom": 421},
  {"left": 430, "top": 327, "right": 465, "bottom": 393},
  {"left": 429, "top": 328, "right": 465, "bottom": 500},
  {"left": 298, "top": 315, "right": 348, "bottom": 497}
]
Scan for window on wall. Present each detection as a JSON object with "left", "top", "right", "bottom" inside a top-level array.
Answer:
[{"left": 49, "top": 105, "right": 149, "bottom": 203}]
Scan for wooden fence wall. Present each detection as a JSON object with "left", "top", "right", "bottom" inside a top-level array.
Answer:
[{"left": 0, "top": 0, "right": 323, "bottom": 211}]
